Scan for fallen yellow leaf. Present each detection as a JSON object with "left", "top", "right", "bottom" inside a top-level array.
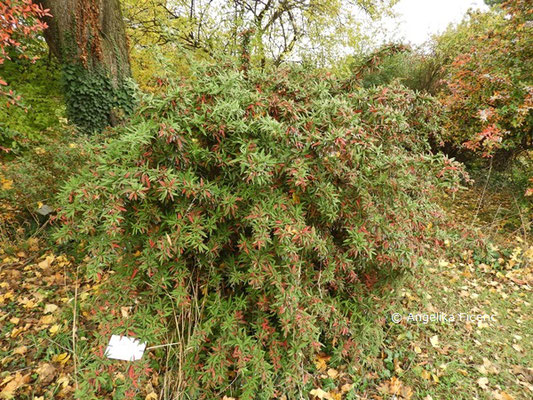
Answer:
[
  {"left": 40, "top": 315, "right": 56, "bottom": 325},
  {"left": 10, "top": 327, "right": 24, "bottom": 338},
  {"left": 56, "top": 375, "right": 70, "bottom": 388},
  {"left": 49, "top": 324, "right": 60, "bottom": 335},
  {"left": 330, "top": 392, "right": 342, "bottom": 400},
  {"left": 1, "top": 179, "right": 13, "bottom": 190},
  {"left": 52, "top": 352, "right": 70, "bottom": 365}
]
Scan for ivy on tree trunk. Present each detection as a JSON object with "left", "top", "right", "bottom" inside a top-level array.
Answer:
[{"left": 37, "top": 0, "right": 134, "bottom": 133}]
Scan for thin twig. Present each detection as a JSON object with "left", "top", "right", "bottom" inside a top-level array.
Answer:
[
  {"left": 43, "top": 337, "right": 72, "bottom": 354},
  {"left": 511, "top": 195, "right": 529, "bottom": 243},
  {"left": 30, "top": 217, "right": 51, "bottom": 238},
  {"left": 0, "top": 254, "right": 38, "bottom": 269},
  {"left": 72, "top": 265, "right": 80, "bottom": 392},
  {"left": 473, "top": 158, "right": 493, "bottom": 224},
  {"left": 146, "top": 342, "right": 182, "bottom": 350},
  {"left": 488, "top": 204, "right": 502, "bottom": 232}
]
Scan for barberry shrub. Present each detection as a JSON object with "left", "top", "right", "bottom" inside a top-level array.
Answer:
[{"left": 56, "top": 64, "right": 466, "bottom": 398}]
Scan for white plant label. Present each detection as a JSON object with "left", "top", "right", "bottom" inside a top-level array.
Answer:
[{"left": 105, "top": 335, "right": 146, "bottom": 361}]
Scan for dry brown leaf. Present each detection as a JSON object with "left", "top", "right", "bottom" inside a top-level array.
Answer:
[
  {"left": 120, "top": 306, "right": 130, "bottom": 319},
  {"left": 340, "top": 383, "right": 353, "bottom": 393},
  {"left": 477, "top": 377, "right": 489, "bottom": 390},
  {"left": 38, "top": 255, "right": 55, "bottom": 269},
  {"left": 477, "top": 358, "right": 500, "bottom": 375},
  {"left": 326, "top": 368, "right": 339, "bottom": 379},
  {"left": 43, "top": 304, "right": 59, "bottom": 314},
  {"left": 314, "top": 354, "right": 330, "bottom": 372},
  {"left": 378, "top": 377, "right": 413, "bottom": 399},
  {"left": 12, "top": 346, "right": 27, "bottom": 355},
  {"left": 27, "top": 238, "right": 39, "bottom": 252},
  {"left": 309, "top": 388, "right": 332, "bottom": 400},
  {"left": 510, "top": 365, "right": 533, "bottom": 383},
  {"left": 36, "top": 363, "right": 57, "bottom": 385},
  {"left": 19, "top": 298, "right": 36, "bottom": 309},
  {"left": 492, "top": 391, "right": 514, "bottom": 400},
  {"left": 0, "top": 372, "right": 30, "bottom": 399}
]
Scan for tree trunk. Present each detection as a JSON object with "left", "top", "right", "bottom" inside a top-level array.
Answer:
[{"left": 37, "top": 0, "right": 133, "bottom": 133}]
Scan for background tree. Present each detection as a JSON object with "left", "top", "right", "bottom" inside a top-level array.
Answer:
[
  {"left": 36, "top": 0, "right": 135, "bottom": 133},
  {"left": 0, "top": 0, "right": 50, "bottom": 107},
  {"left": 121, "top": 0, "right": 396, "bottom": 84},
  {"left": 437, "top": 0, "right": 532, "bottom": 164}
]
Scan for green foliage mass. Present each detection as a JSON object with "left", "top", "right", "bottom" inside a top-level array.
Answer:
[
  {"left": 349, "top": 44, "right": 445, "bottom": 95},
  {"left": 0, "top": 59, "right": 65, "bottom": 152},
  {"left": 62, "top": 64, "right": 135, "bottom": 134},
  {"left": 56, "top": 63, "right": 467, "bottom": 398}
]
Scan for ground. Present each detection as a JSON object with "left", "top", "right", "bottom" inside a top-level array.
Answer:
[{"left": 0, "top": 185, "right": 531, "bottom": 399}]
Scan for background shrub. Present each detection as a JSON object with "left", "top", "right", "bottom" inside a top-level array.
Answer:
[
  {"left": 0, "top": 127, "right": 88, "bottom": 240},
  {"left": 56, "top": 63, "right": 467, "bottom": 398},
  {"left": 348, "top": 44, "right": 445, "bottom": 95},
  {"left": 437, "top": 0, "right": 532, "bottom": 163},
  {"left": 0, "top": 59, "right": 65, "bottom": 152}
]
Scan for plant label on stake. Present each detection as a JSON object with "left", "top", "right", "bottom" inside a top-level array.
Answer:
[{"left": 105, "top": 335, "right": 146, "bottom": 361}]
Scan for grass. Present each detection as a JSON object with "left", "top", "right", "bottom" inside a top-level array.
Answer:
[{"left": 353, "top": 240, "right": 532, "bottom": 400}]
